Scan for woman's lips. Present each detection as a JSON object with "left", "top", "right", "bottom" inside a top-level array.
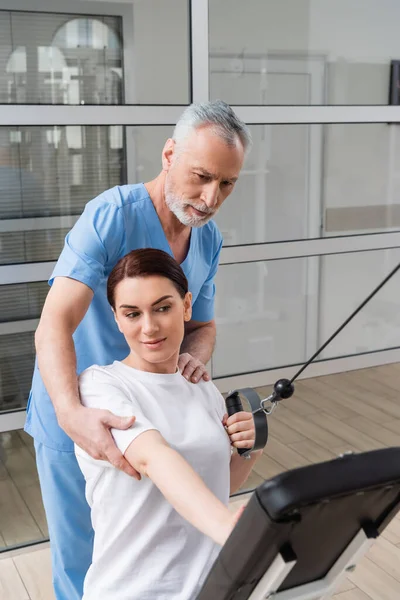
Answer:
[{"left": 142, "top": 338, "right": 166, "bottom": 349}]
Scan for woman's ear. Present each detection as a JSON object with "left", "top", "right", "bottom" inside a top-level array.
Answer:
[
  {"left": 183, "top": 291, "right": 192, "bottom": 322},
  {"left": 112, "top": 307, "right": 123, "bottom": 333}
]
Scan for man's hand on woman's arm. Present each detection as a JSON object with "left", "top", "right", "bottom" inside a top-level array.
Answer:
[
  {"left": 179, "top": 319, "right": 216, "bottom": 382},
  {"left": 35, "top": 276, "right": 140, "bottom": 479}
]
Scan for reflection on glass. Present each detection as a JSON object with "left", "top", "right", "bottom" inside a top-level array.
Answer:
[
  {"left": 0, "top": 228, "right": 69, "bottom": 265},
  {"left": 213, "top": 259, "right": 309, "bottom": 377},
  {"left": 0, "top": 332, "right": 35, "bottom": 411},
  {"left": 209, "top": 0, "right": 397, "bottom": 106},
  {"left": 2, "top": 121, "right": 395, "bottom": 249},
  {"left": 0, "top": 11, "right": 123, "bottom": 104},
  {"left": 319, "top": 249, "right": 400, "bottom": 359},
  {"left": 214, "top": 124, "right": 318, "bottom": 245},
  {"left": 0, "top": 126, "right": 125, "bottom": 219},
  {"left": 0, "top": 282, "right": 48, "bottom": 322},
  {"left": 0, "top": 429, "right": 48, "bottom": 551},
  {"left": 214, "top": 123, "right": 400, "bottom": 245},
  {"left": 213, "top": 249, "right": 400, "bottom": 378},
  {"left": 323, "top": 124, "right": 400, "bottom": 236},
  {"left": 0, "top": 4, "right": 190, "bottom": 105}
]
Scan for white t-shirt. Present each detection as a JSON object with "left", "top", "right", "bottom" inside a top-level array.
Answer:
[{"left": 75, "top": 361, "right": 232, "bottom": 600}]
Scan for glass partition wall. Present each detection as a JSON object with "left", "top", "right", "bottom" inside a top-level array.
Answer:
[{"left": 2, "top": 0, "right": 400, "bottom": 551}]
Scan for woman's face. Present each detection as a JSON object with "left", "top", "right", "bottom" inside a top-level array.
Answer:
[{"left": 113, "top": 275, "right": 192, "bottom": 373}]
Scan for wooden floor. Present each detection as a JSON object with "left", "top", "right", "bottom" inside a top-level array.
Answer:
[{"left": 1, "top": 363, "right": 400, "bottom": 599}]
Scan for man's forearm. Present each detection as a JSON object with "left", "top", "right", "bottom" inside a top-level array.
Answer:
[
  {"left": 181, "top": 321, "right": 216, "bottom": 364},
  {"left": 35, "top": 323, "right": 80, "bottom": 421}
]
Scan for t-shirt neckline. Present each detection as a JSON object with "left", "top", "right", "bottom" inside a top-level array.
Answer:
[{"left": 112, "top": 360, "right": 182, "bottom": 384}]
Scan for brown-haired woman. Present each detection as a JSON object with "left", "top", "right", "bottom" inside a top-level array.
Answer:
[{"left": 75, "top": 248, "right": 262, "bottom": 600}]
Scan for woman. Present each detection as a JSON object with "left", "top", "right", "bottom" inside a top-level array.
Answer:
[{"left": 75, "top": 248, "right": 262, "bottom": 600}]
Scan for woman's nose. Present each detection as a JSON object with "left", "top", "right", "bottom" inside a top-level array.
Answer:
[{"left": 142, "top": 313, "right": 159, "bottom": 335}]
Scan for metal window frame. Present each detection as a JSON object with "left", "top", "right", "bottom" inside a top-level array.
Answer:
[
  {"left": 2, "top": 0, "right": 400, "bottom": 426},
  {"left": 3, "top": 231, "right": 400, "bottom": 285},
  {"left": 3, "top": 104, "right": 400, "bottom": 125}
]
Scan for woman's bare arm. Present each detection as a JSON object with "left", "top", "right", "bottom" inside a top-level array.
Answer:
[{"left": 125, "top": 429, "right": 236, "bottom": 545}]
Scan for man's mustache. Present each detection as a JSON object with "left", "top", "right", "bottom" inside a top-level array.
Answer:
[{"left": 184, "top": 202, "right": 214, "bottom": 216}]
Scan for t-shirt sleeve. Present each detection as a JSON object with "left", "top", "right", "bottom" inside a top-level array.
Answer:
[
  {"left": 79, "top": 368, "right": 158, "bottom": 455},
  {"left": 49, "top": 194, "right": 125, "bottom": 293},
  {"left": 191, "top": 230, "right": 223, "bottom": 323}
]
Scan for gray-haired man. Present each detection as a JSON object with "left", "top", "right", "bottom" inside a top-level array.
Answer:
[{"left": 26, "top": 100, "right": 251, "bottom": 599}]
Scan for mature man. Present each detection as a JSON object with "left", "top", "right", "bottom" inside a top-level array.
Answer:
[{"left": 25, "top": 100, "right": 251, "bottom": 599}]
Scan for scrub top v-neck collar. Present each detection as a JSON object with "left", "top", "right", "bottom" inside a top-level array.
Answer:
[{"left": 139, "top": 183, "right": 197, "bottom": 275}]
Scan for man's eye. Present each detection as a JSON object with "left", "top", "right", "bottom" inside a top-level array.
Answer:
[
  {"left": 196, "top": 173, "right": 207, "bottom": 180},
  {"left": 222, "top": 181, "right": 233, "bottom": 187}
]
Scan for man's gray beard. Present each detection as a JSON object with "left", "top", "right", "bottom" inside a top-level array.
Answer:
[{"left": 165, "top": 192, "right": 215, "bottom": 228}]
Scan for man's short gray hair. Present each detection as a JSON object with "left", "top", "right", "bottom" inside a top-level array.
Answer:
[{"left": 173, "top": 100, "right": 252, "bottom": 154}]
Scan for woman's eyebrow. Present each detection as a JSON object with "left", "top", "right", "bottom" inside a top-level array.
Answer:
[{"left": 119, "top": 295, "right": 173, "bottom": 309}]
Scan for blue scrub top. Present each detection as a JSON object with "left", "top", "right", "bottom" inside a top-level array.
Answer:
[{"left": 25, "top": 183, "right": 223, "bottom": 451}]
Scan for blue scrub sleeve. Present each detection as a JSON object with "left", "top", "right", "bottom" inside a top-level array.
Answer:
[{"left": 49, "top": 198, "right": 125, "bottom": 292}]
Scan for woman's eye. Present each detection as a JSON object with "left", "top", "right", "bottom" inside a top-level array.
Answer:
[
  {"left": 157, "top": 305, "right": 171, "bottom": 313},
  {"left": 126, "top": 312, "right": 140, "bottom": 319}
]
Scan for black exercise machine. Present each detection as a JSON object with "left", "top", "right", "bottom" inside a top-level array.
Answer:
[{"left": 198, "top": 447, "right": 400, "bottom": 599}]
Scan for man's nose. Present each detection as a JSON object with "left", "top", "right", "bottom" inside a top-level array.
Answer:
[{"left": 201, "top": 181, "right": 220, "bottom": 209}]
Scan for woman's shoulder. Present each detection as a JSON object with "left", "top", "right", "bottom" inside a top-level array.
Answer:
[
  {"left": 193, "top": 378, "right": 226, "bottom": 416},
  {"left": 195, "top": 377, "right": 222, "bottom": 396},
  {"left": 79, "top": 362, "right": 124, "bottom": 388}
]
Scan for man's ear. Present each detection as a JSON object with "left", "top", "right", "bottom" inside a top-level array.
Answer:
[{"left": 162, "top": 138, "right": 176, "bottom": 171}]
